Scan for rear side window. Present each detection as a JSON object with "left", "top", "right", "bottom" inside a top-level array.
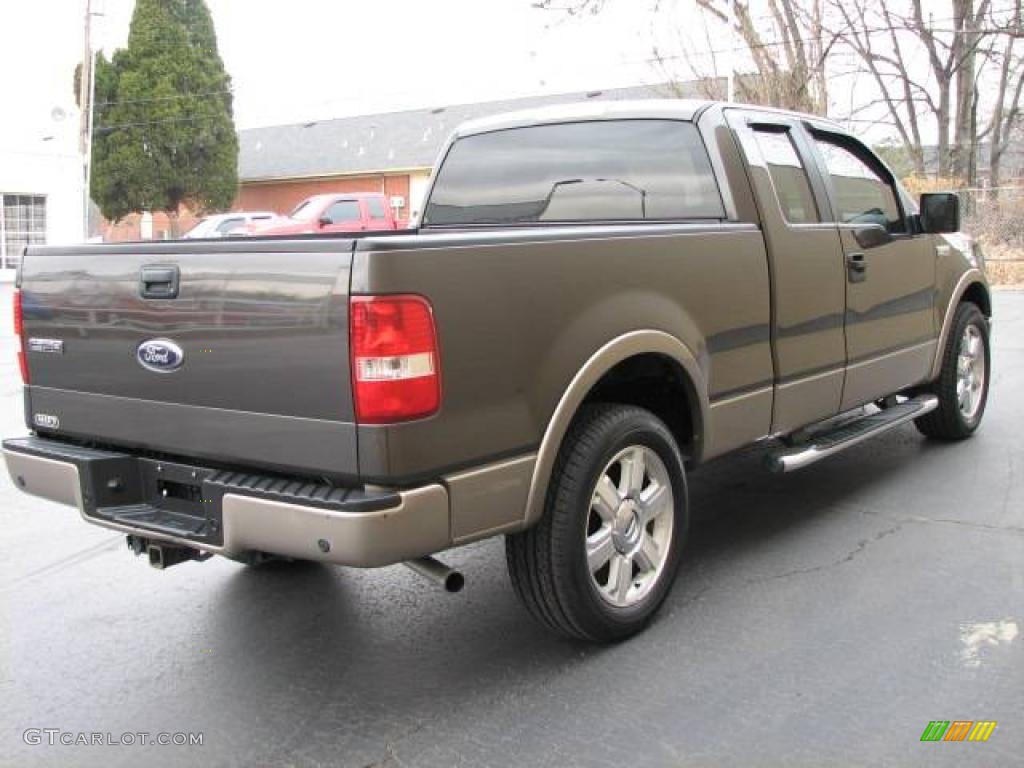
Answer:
[
  {"left": 424, "top": 120, "right": 724, "bottom": 226},
  {"left": 751, "top": 128, "right": 819, "bottom": 224},
  {"left": 813, "top": 136, "right": 904, "bottom": 232},
  {"left": 366, "top": 197, "right": 387, "bottom": 219}
]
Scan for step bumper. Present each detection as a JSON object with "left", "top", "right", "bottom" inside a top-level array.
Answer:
[{"left": 3, "top": 436, "right": 451, "bottom": 568}]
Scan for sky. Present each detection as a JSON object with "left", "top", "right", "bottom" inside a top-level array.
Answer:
[
  {"left": 87, "top": 0, "right": 668, "bottom": 127},
  {"left": 0, "top": 0, "right": 969, "bottom": 154}
]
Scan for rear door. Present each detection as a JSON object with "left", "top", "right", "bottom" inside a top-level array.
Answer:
[
  {"left": 727, "top": 110, "right": 848, "bottom": 433},
  {"left": 806, "top": 130, "right": 937, "bottom": 409},
  {"left": 19, "top": 239, "right": 359, "bottom": 479}
]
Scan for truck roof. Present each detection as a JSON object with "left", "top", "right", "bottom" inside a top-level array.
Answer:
[{"left": 453, "top": 98, "right": 843, "bottom": 138}]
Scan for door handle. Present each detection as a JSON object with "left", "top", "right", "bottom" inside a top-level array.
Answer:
[
  {"left": 846, "top": 252, "right": 867, "bottom": 283},
  {"left": 139, "top": 265, "right": 180, "bottom": 299}
]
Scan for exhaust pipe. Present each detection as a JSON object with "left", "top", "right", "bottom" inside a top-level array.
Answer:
[{"left": 404, "top": 556, "right": 464, "bottom": 593}]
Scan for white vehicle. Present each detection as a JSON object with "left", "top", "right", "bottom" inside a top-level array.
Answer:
[{"left": 182, "top": 212, "right": 279, "bottom": 239}]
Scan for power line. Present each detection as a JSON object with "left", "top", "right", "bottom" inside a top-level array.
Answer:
[
  {"left": 643, "top": 18, "right": 1024, "bottom": 63},
  {"left": 96, "top": 113, "right": 230, "bottom": 133},
  {"left": 89, "top": 5, "right": 1022, "bottom": 112},
  {"left": 95, "top": 87, "right": 233, "bottom": 109}
]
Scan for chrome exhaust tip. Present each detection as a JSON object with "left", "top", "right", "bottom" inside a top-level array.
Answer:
[{"left": 404, "top": 556, "right": 464, "bottom": 593}]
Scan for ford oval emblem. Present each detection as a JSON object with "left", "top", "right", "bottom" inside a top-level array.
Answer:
[{"left": 137, "top": 338, "right": 185, "bottom": 373}]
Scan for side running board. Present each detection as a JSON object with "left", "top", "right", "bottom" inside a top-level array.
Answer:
[{"left": 767, "top": 395, "right": 939, "bottom": 473}]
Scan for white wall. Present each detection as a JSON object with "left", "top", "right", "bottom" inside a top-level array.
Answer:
[
  {"left": 408, "top": 170, "right": 433, "bottom": 224},
  {"left": 0, "top": 148, "right": 84, "bottom": 246},
  {"left": 1, "top": 0, "right": 91, "bottom": 266}
]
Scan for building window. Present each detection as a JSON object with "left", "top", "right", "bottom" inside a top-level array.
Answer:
[{"left": 1, "top": 194, "right": 47, "bottom": 270}]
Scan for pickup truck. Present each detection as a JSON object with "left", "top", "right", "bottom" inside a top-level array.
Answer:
[
  {"left": 251, "top": 192, "right": 399, "bottom": 235},
  {"left": 5, "top": 100, "right": 991, "bottom": 642}
]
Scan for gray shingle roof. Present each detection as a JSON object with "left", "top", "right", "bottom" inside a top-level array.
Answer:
[{"left": 238, "top": 82, "right": 708, "bottom": 181}]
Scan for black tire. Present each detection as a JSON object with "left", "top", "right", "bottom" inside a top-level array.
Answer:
[
  {"left": 915, "top": 301, "right": 990, "bottom": 440},
  {"left": 506, "top": 404, "right": 689, "bottom": 642}
]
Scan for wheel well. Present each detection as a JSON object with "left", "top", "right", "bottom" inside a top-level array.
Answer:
[
  {"left": 581, "top": 353, "right": 699, "bottom": 460},
  {"left": 961, "top": 282, "right": 991, "bottom": 317}
]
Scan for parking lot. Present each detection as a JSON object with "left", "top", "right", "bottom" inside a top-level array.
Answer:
[{"left": 1, "top": 285, "right": 1021, "bottom": 768}]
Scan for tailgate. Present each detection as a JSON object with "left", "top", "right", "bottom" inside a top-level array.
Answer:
[{"left": 19, "top": 239, "right": 359, "bottom": 480}]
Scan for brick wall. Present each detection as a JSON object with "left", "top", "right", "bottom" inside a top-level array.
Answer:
[
  {"left": 101, "top": 209, "right": 201, "bottom": 242},
  {"left": 96, "top": 173, "right": 414, "bottom": 241}
]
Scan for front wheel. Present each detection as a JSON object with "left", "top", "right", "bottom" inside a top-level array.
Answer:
[
  {"left": 915, "top": 302, "right": 991, "bottom": 440},
  {"left": 506, "top": 404, "right": 689, "bottom": 642}
]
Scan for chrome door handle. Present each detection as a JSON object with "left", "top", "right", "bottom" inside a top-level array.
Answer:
[{"left": 847, "top": 252, "right": 867, "bottom": 283}]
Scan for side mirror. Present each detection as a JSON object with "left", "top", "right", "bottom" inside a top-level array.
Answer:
[
  {"left": 852, "top": 224, "right": 893, "bottom": 249},
  {"left": 920, "top": 192, "right": 960, "bottom": 234},
  {"left": 318, "top": 215, "right": 333, "bottom": 227}
]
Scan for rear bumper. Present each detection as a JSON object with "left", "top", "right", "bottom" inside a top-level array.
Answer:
[{"left": 3, "top": 436, "right": 450, "bottom": 568}]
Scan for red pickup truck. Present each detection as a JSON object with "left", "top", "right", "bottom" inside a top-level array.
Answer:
[{"left": 254, "top": 192, "right": 399, "bottom": 235}]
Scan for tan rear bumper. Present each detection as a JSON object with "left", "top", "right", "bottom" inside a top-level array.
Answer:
[{"left": 3, "top": 444, "right": 451, "bottom": 568}]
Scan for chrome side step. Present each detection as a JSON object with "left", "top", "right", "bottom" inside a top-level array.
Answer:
[{"left": 767, "top": 395, "right": 939, "bottom": 473}]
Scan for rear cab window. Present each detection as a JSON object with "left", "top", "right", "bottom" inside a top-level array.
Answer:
[
  {"left": 750, "top": 127, "right": 820, "bottom": 224},
  {"left": 366, "top": 197, "right": 387, "bottom": 219},
  {"left": 423, "top": 119, "right": 725, "bottom": 226}
]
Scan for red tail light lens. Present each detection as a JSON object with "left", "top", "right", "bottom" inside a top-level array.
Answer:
[
  {"left": 350, "top": 295, "right": 440, "bottom": 424},
  {"left": 13, "top": 290, "right": 28, "bottom": 384}
]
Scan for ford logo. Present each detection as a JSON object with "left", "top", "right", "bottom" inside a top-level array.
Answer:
[{"left": 136, "top": 339, "right": 185, "bottom": 373}]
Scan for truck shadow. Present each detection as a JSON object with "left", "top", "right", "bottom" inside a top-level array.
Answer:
[{"left": 200, "top": 426, "right": 964, "bottom": 757}]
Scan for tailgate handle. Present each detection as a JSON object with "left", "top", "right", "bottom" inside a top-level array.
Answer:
[{"left": 140, "top": 265, "right": 180, "bottom": 299}]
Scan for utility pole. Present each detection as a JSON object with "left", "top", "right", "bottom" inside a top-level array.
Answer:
[
  {"left": 79, "top": 0, "right": 96, "bottom": 242},
  {"left": 725, "top": 0, "right": 736, "bottom": 102}
]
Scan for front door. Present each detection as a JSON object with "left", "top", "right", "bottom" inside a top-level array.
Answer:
[
  {"left": 322, "top": 199, "right": 366, "bottom": 233},
  {"left": 807, "top": 131, "right": 937, "bottom": 409}
]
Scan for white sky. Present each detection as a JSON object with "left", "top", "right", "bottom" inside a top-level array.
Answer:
[{"left": 2, "top": 0, "right": 962, "bottom": 152}]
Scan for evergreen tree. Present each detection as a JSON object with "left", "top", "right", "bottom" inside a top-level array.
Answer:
[{"left": 85, "top": 0, "right": 238, "bottom": 228}]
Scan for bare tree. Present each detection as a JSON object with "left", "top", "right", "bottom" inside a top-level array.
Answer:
[
  {"left": 535, "top": 0, "right": 1024, "bottom": 185},
  {"left": 691, "top": 0, "right": 830, "bottom": 112},
  {"left": 535, "top": 0, "right": 831, "bottom": 113},
  {"left": 826, "top": 0, "right": 1023, "bottom": 185},
  {"left": 984, "top": 1, "right": 1024, "bottom": 192}
]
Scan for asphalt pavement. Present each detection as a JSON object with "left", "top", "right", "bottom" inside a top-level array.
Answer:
[{"left": 1, "top": 285, "right": 1021, "bottom": 768}]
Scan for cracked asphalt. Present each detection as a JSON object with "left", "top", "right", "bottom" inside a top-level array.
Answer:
[{"left": 1, "top": 286, "right": 1021, "bottom": 768}]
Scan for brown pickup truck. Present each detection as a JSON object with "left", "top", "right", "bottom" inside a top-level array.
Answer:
[{"left": 5, "top": 100, "right": 991, "bottom": 641}]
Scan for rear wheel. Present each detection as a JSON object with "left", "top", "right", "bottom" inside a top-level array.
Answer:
[
  {"left": 915, "top": 302, "right": 990, "bottom": 440},
  {"left": 506, "top": 404, "right": 688, "bottom": 642}
]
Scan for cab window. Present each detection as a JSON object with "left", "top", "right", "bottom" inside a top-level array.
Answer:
[
  {"left": 324, "top": 200, "right": 361, "bottom": 224},
  {"left": 813, "top": 136, "right": 904, "bottom": 233},
  {"left": 215, "top": 217, "right": 245, "bottom": 233}
]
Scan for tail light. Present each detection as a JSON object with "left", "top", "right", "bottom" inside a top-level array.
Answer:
[
  {"left": 350, "top": 295, "right": 440, "bottom": 423},
  {"left": 13, "top": 289, "right": 28, "bottom": 384}
]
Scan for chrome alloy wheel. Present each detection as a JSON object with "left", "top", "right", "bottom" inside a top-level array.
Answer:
[
  {"left": 585, "top": 445, "right": 674, "bottom": 608},
  {"left": 957, "top": 324, "right": 986, "bottom": 422}
]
